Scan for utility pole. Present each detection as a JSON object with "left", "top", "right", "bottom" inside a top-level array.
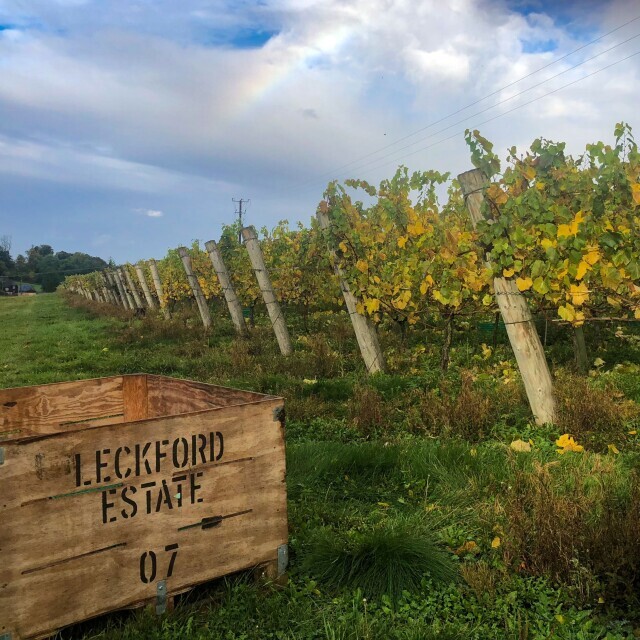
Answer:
[{"left": 232, "top": 198, "right": 250, "bottom": 243}]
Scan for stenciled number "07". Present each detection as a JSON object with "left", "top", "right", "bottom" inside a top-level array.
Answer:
[{"left": 139, "top": 543, "right": 179, "bottom": 583}]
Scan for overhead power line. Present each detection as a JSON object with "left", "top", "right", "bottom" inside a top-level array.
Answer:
[
  {"left": 353, "top": 48, "right": 640, "bottom": 178},
  {"left": 289, "top": 13, "right": 640, "bottom": 192},
  {"left": 294, "top": 32, "right": 640, "bottom": 186}
]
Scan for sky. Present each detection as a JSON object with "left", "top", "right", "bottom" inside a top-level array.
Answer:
[{"left": 0, "top": 0, "right": 638, "bottom": 264}]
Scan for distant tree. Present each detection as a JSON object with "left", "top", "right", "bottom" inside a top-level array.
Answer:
[
  {"left": 14, "top": 255, "right": 27, "bottom": 279},
  {"left": 0, "top": 235, "right": 14, "bottom": 276}
]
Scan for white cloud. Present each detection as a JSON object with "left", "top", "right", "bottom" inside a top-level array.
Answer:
[
  {"left": 0, "top": 0, "right": 638, "bottom": 262},
  {"left": 134, "top": 208, "right": 164, "bottom": 218}
]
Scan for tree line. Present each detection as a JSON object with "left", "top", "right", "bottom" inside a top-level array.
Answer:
[{"left": 0, "top": 237, "right": 108, "bottom": 292}]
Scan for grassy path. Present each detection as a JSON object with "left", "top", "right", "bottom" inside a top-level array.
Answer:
[{"left": 0, "top": 294, "right": 119, "bottom": 387}]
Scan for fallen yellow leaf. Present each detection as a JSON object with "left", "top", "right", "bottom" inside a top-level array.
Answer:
[{"left": 510, "top": 439, "right": 532, "bottom": 453}]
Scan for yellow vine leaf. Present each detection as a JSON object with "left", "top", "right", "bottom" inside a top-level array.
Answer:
[
  {"left": 503, "top": 267, "right": 515, "bottom": 278},
  {"left": 584, "top": 247, "right": 601, "bottom": 266},
  {"left": 523, "top": 165, "right": 536, "bottom": 180},
  {"left": 631, "top": 182, "right": 640, "bottom": 205},
  {"left": 576, "top": 260, "right": 590, "bottom": 281},
  {"left": 356, "top": 259, "right": 368, "bottom": 273},
  {"left": 516, "top": 276, "right": 533, "bottom": 291},
  {"left": 486, "top": 184, "right": 508, "bottom": 205},
  {"left": 556, "top": 433, "right": 584, "bottom": 454},
  {"left": 491, "top": 536, "right": 502, "bottom": 549},
  {"left": 558, "top": 304, "right": 575, "bottom": 322},
  {"left": 338, "top": 241, "right": 348, "bottom": 254},
  {"left": 570, "top": 282, "right": 589, "bottom": 306},
  {"left": 635, "top": 307, "right": 640, "bottom": 320},
  {"left": 397, "top": 236, "right": 408, "bottom": 248},
  {"left": 407, "top": 221, "right": 425, "bottom": 236},
  {"left": 558, "top": 211, "right": 584, "bottom": 238},
  {"left": 364, "top": 298, "right": 380, "bottom": 314},
  {"left": 540, "top": 238, "right": 556, "bottom": 250},
  {"left": 607, "top": 444, "right": 620, "bottom": 455}
]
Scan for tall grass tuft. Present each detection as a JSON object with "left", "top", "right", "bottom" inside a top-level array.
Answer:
[
  {"left": 302, "top": 517, "right": 457, "bottom": 597},
  {"left": 287, "top": 441, "right": 400, "bottom": 489}
]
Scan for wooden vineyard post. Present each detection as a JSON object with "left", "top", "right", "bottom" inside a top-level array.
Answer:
[
  {"left": 106, "top": 270, "right": 125, "bottom": 308},
  {"left": 115, "top": 268, "right": 135, "bottom": 310},
  {"left": 241, "top": 226, "right": 292, "bottom": 356},
  {"left": 123, "top": 266, "right": 145, "bottom": 311},
  {"left": 177, "top": 247, "right": 212, "bottom": 330},
  {"left": 317, "top": 204, "right": 386, "bottom": 374},
  {"left": 100, "top": 273, "right": 113, "bottom": 305},
  {"left": 135, "top": 263, "right": 157, "bottom": 311},
  {"left": 205, "top": 240, "right": 248, "bottom": 338},
  {"left": 148, "top": 259, "right": 171, "bottom": 320},
  {"left": 101, "top": 273, "right": 117, "bottom": 305},
  {"left": 458, "top": 168, "right": 556, "bottom": 425}
]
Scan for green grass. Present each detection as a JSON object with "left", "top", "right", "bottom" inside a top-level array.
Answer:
[{"left": 3, "top": 293, "right": 640, "bottom": 640}]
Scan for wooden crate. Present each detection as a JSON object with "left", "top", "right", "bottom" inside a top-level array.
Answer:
[{"left": 0, "top": 374, "right": 288, "bottom": 640}]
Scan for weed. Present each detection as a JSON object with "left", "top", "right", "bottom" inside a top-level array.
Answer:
[
  {"left": 555, "top": 373, "right": 640, "bottom": 450},
  {"left": 347, "top": 385, "right": 389, "bottom": 436},
  {"left": 302, "top": 517, "right": 457, "bottom": 597},
  {"left": 499, "top": 457, "right": 640, "bottom": 607}
]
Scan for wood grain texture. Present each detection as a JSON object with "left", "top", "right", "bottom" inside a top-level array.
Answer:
[
  {"left": 0, "top": 381, "right": 286, "bottom": 640},
  {"left": 241, "top": 226, "right": 293, "bottom": 356},
  {"left": 123, "top": 375, "right": 148, "bottom": 422},
  {"left": 458, "top": 168, "right": 556, "bottom": 425},
  {"left": 0, "top": 377, "right": 124, "bottom": 438},
  {"left": 146, "top": 375, "right": 272, "bottom": 417}
]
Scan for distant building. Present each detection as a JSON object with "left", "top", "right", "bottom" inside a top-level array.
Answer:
[
  {"left": 19, "top": 283, "right": 37, "bottom": 296},
  {"left": 0, "top": 277, "right": 18, "bottom": 296},
  {"left": 0, "top": 278, "right": 37, "bottom": 296}
]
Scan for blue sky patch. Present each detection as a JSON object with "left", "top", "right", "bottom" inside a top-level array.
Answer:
[
  {"left": 521, "top": 38, "right": 558, "bottom": 53},
  {"left": 204, "top": 27, "right": 278, "bottom": 49}
]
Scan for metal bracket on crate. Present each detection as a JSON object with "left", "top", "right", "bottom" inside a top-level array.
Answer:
[
  {"left": 277, "top": 544, "right": 289, "bottom": 577},
  {"left": 155, "top": 580, "right": 167, "bottom": 615},
  {"left": 272, "top": 406, "right": 285, "bottom": 423},
  {"left": 0, "top": 448, "right": 5, "bottom": 465},
  {"left": 0, "top": 633, "right": 12, "bottom": 640}
]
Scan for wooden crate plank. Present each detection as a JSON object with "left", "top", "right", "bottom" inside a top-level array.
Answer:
[
  {"left": 122, "top": 375, "right": 148, "bottom": 422},
  {"left": 146, "top": 375, "right": 274, "bottom": 417},
  {"left": 1, "top": 451, "right": 283, "bottom": 579},
  {"left": 0, "top": 401, "right": 282, "bottom": 508},
  {"left": 2, "top": 511, "right": 285, "bottom": 639},
  {"left": 0, "top": 377, "right": 124, "bottom": 436}
]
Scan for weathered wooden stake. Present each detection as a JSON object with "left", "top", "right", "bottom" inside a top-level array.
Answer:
[
  {"left": 241, "top": 227, "right": 292, "bottom": 356},
  {"left": 135, "top": 264, "right": 157, "bottom": 311},
  {"left": 317, "top": 205, "right": 386, "bottom": 374},
  {"left": 148, "top": 259, "right": 171, "bottom": 320},
  {"left": 458, "top": 168, "right": 556, "bottom": 425},
  {"left": 177, "top": 247, "right": 212, "bottom": 330},
  {"left": 115, "top": 268, "right": 135, "bottom": 310},
  {"left": 100, "top": 273, "right": 116, "bottom": 305},
  {"left": 123, "top": 266, "right": 145, "bottom": 310},
  {"left": 205, "top": 240, "right": 248, "bottom": 338},
  {"left": 104, "top": 271, "right": 123, "bottom": 307}
]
